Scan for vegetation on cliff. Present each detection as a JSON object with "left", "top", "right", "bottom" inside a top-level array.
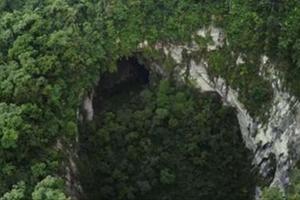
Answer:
[
  {"left": 261, "top": 168, "right": 300, "bottom": 200},
  {"left": 0, "top": 0, "right": 300, "bottom": 199},
  {"left": 79, "top": 79, "right": 255, "bottom": 200}
]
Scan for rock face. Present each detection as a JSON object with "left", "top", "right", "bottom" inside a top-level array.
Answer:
[
  {"left": 188, "top": 56, "right": 300, "bottom": 189},
  {"left": 56, "top": 139, "right": 84, "bottom": 200},
  {"left": 83, "top": 91, "right": 94, "bottom": 122},
  {"left": 147, "top": 26, "right": 300, "bottom": 192},
  {"left": 79, "top": 26, "right": 300, "bottom": 198}
]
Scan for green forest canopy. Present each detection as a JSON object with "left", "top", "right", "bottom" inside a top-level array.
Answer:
[
  {"left": 79, "top": 80, "right": 255, "bottom": 200},
  {"left": 1, "top": 0, "right": 300, "bottom": 199}
]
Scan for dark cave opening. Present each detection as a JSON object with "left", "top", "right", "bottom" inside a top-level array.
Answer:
[
  {"left": 93, "top": 56, "right": 150, "bottom": 114},
  {"left": 78, "top": 56, "right": 256, "bottom": 200}
]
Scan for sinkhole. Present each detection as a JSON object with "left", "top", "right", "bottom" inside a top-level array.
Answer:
[
  {"left": 78, "top": 56, "right": 256, "bottom": 200},
  {"left": 93, "top": 56, "right": 150, "bottom": 114}
]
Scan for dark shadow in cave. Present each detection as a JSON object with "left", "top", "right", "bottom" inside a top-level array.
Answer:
[
  {"left": 93, "top": 56, "right": 150, "bottom": 114},
  {"left": 78, "top": 56, "right": 257, "bottom": 200},
  {"left": 78, "top": 55, "right": 151, "bottom": 200}
]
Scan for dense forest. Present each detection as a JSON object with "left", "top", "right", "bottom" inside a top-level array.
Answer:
[
  {"left": 79, "top": 61, "right": 255, "bottom": 200},
  {"left": 0, "top": 0, "right": 300, "bottom": 199}
]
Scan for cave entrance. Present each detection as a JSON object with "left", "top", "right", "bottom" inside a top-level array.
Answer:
[
  {"left": 78, "top": 55, "right": 256, "bottom": 200},
  {"left": 93, "top": 56, "right": 150, "bottom": 114}
]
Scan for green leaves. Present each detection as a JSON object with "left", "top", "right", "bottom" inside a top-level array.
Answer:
[
  {"left": 32, "top": 176, "right": 69, "bottom": 200},
  {"left": 227, "top": 3, "right": 264, "bottom": 53},
  {"left": 1, "top": 129, "right": 18, "bottom": 149},
  {"left": 0, "top": 103, "right": 24, "bottom": 149},
  {"left": 1, "top": 0, "right": 300, "bottom": 198},
  {"left": 0, "top": 182, "right": 26, "bottom": 200},
  {"left": 261, "top": 187, "right": 284, "bottom": 200},
  {"left": 0, "top": 176, "right": 72, "bottom": 200},
  {"left": 261, "top": 167, "right": 300, "bottom": 200},
  {"left": 79, "top": 80, "right": 255, "bottom": 200},
  {"left": 160, "top": 168, "right": 176, "bottom": 185}
]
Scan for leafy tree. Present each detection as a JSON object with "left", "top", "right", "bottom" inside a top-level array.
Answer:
[
  {"left": 261, "top": 187, "right": 284, "bottom": 200},
  {"left": 1, "top": 0, "right": 300, "bottom": 199},
  {"left": 32, "top": 176, "right": 69, "bottom": 200},
  {"left": 79, "top": 80, "right": 255, "bottom": 200},
  {"left": 261, "top": 167, "right": 300, "bottom": 200},
  {"left": 0, "top": 182, "right": 25, "bottom": 200}
]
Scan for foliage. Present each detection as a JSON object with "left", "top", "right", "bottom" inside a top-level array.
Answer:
[
  {"left": 0, "top": 182, "right": 26, "bottom": 200},
  {"left": 32, "top": 176, "right": 69, "bottom": 200},
  {"left": 287, "top": 168, "right": 300, "bottom": 200},
  {"left": 79, "top": 80, "right": 255, "bottom": 200},
  {"left": 1, "top": 0, "right": 300, "bottom": 199},
  {"left": 0, "top": 0, "right": 225, "bottom": 197},
  {"left": 261, "top": 167, "right": 300, "bottom": 200},
  {"left": 0, "top": 0, "right": 106, "bottom": 196},
  {"left": 206, "top": 48, "right": 273, "bottom": 118},
  {"left": 261, "top": 187, "right": 284, "bottom": 200},
  {"left": 225, "top": 0, "right": 300, "bottom": 99}
]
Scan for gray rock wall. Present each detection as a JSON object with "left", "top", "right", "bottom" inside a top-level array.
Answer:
[{"left": 142, "top": 26, "right": 300, "bottom": 193}]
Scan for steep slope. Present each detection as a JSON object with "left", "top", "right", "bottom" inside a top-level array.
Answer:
[{"left": 139, "top": 26, "right": 300, "bottom": 193}]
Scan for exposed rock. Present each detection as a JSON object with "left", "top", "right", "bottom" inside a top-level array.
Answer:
[
  {"left": 144, "top": 26, "right": 300, "bottom": 193},
  {"left": 56, "top": 139, "right": 84, "bottom": 200},
  {"left": 83, "top": 91, "right": 94, "bottom": 122},
  {"left": 75, "top": 25, "right": 300, "bottom": 199}
]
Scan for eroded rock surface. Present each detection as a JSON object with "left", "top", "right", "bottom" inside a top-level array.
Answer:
[{"left": 143, "top": 26, "right": 300, "bottom": 191}]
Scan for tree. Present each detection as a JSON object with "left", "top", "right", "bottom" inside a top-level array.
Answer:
[
  {"left": 0, "top": 182, "right": 25, "bottom": 200},
  {"left": 32, "top": 176, "right": 69, "bottom": 200},
  {"left": 261, "top": 187, "right": 284, "bottom": 200},
  {"left": 261, "top": 167, "right": 300, "bottom": 200},
  {"left": 79, "top": 80, "right": 255, "bottom": 200}
]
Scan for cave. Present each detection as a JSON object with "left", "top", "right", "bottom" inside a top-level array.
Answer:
[
  {"left": 78, "top": 56, "right": 256, "bottom": 200},
  {"left": 93, "top": 56, "right": 150, "bottom": 114}
]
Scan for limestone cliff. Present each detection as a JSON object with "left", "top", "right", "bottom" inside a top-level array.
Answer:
[{"left": 143, "top": 26, "right": 300, "bottom": 194}]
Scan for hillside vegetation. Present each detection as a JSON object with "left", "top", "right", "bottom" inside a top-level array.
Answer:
[{"left": 0, "top": 0, "right": 300, "bottom": 199}]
